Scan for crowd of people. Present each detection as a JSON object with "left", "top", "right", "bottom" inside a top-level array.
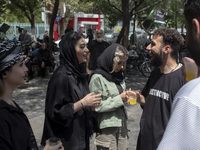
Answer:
[
  {"left": 1, "top": 0, "right": 200, "bottom": 149},
  {"left": 17, "top": 28, "right": 58, "bottom": 81}
]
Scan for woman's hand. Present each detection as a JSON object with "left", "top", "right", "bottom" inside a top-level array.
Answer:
[
  {"left": 120, "top": 91, "right": 128, "bottom": 102},
  {"left": 81, "top": 92, "right": 102, "bottom": 107},
  {"left": 43, "top": 140, "right": 64, "bottom": 150}
]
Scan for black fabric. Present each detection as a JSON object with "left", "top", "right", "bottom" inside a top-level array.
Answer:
[
  {"left": 60, "top": 32, "right": 87, "bottom": 79},
  {"left": 89, "top": 43, "right": 124, "bottom": 86},
  {"left": 88, "top": 40, "right": 110, "bottom": 70},
  {"left": 136, "top": 67, "right": 185, "bottom": 150},
  {"left": 41, "top": 31, "right": 92, "bottom": 149},
  {"left": 41, "top": 66, "right": 91, "bottom": 150},
  {"left": 41, "top": 32, "right": 92, "bottom": 149},
  {"left": 0, "top": 23, "right": 10, "bottom": 34},
  {"left": 0, "top": 100, "right": 38, "bottom": 150},
  {"left": 0, "top": 41, "right": 23, "bottom": 73}
]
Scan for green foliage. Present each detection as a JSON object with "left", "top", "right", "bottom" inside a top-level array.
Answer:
[
  {"left": 163, "top": 0, "right": 185, "bottom": 28},
  {"left": 1, "top": 0, "right": 43, "bottom": 23},
  {"left": 136, "top": 0, "right": 185, "bottom": 30},
  {"left": 78, "top": 0, "right": 122, "bottom": 28}
]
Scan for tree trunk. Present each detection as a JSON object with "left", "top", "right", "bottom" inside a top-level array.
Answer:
[
  {"left": 116, "top": 0, "right": 131, "bottom": 48},
  {"left": 30, "top": 15, "right": 36, "bottom": 40},
  {"left": 122, "top": 0, "right": 131, "bottom": 48},
  {"left": 49, "top": 0, "right": 59, "bottom": 54},
  {"left": 117, "top": 26, "right": 124, "bottom": 44}
]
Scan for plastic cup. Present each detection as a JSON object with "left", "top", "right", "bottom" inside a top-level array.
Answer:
[
  {"left": 48, "top": 137, "right": 61, "bottom": 146},
  {"left": 129, "top": 94, "right": 137, "bottom": 105},
  {"left": 182, "top": 57, "right": 198, "bottom": 82}
]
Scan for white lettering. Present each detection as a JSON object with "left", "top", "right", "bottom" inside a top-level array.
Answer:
[{"left": 149, "top": 89, "right": 169, "bottom": 101}]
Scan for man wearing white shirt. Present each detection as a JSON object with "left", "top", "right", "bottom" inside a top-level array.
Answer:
[{"left": 157, "top": 0, "right": 200, "bottom": 149}]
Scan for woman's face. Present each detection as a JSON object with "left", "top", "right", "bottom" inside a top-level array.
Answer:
[
  {"left": 114, "top": 56, "right": 127, "bottom": 72},
  {"left": 5, "top": 58, "right": 28, "bottom": 86},
  {"left": 75, "top": 37, "right": 89, "bottom": 64}
]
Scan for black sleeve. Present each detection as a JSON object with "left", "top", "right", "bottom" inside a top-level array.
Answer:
[{"left": 45, "top": 71, "right": 74, "bottom": 127}]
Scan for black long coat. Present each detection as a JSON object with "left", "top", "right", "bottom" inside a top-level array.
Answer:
[{"left": 41, "top": 65, "right": 92, "bottom": 150}]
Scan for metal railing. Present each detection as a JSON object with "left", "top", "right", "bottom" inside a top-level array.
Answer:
[{"left": 0, "top": 22, "right": 49, "bottom": 40}]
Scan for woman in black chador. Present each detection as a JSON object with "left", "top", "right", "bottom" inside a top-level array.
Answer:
[{"left": 41, "top": 32, "right": 101, "bottom": 150}]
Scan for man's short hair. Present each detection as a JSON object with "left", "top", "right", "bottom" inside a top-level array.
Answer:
[
  {"left": 184, "top": 0, "right": 200, "bottom": 27},
  {"left": 153, "top": 27, "right": 183, "bottom": 60}
]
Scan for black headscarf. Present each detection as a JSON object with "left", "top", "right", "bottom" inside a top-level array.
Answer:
[
  {"left": 90, "top": 43, "right": 126, "bottom": 85},
  {"left": 59, "top": 32, "right": 86, "bottom": 78},
  {"left": 0, "top": 40, "right": 23, "bottom": 74}
]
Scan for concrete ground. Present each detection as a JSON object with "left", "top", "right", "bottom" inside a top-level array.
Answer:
[{"left": 13, "top": 70, "right": 148, "bottom": 150}]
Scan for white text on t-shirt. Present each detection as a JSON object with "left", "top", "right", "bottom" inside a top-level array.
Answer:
[{"left": 149, "top": 89, "right": 169, "bottom": 101}]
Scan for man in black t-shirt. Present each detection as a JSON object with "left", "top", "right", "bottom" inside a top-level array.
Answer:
[
  {"left": 86, "top": 29, "right": 110, "bottom": 74},
  {"left": 135, "top": 28, "right": 185, "bottom": 150}
]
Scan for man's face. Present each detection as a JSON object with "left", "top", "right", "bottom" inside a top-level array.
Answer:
[
  {"left": 97, "top": 31, "right": 103, "bottom": 38},
  {"left": 146, "top": 35, "right": 164, "bottom": 67}
]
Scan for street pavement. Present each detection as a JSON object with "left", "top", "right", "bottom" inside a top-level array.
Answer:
[{"left": 13, "top": 70, "right": 148, "bottom": 150}]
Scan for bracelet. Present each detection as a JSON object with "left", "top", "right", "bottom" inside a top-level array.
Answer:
[{"left": 80, "top": 101, "right": 85, "bottom": 109}]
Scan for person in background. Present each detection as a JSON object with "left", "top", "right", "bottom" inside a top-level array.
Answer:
[
  {"left": 178, "top": 33, "right": 190, "bottom": 63},
  {"left": 157, "top": 0, "right": 200, "bottom": 149},
  {"left": 89, "top": 43, "right": 129, "bottom": 150},
  {"left": 64, "top": 27, "right": 74, "bottom": 35},
  {"left": 18, "top": 28, "right": 24, "bottom": 44},
  {"left": 41, "top": 31, "right": 101, "bottom": 150},
  {"left": 0, "top": 40, "right": 64, "bottom": 150},
  {"left": 86, "top": 29, "right": 110, "bottom": 74},
  {"left": 37, "top": 42, "right": 57, "bottom": 77},
  {"left": 86, "top": 28, "right": 93, "bottom": 46},
  {"left": 43, "top": 30, "right": 49, "bottom": 45},
  {"left": 135, "top": 27, "right": 185, "bottom": 150},
  {"left": 23, "top": 29, "right": 32, "bottom": 44},
  {"left": 26, "top": 42, "right": 40, "bottom": 81}
]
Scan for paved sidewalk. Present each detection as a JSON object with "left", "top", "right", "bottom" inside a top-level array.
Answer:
[{"left": 13, "top": 71, "right": 147, "bottom": 150}]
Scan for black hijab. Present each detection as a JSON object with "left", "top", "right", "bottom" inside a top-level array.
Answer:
[
  {"left": 0, "top": 40, "right": 23, "bottom": 76},
  {"left": 59, "top": 32, "right": 89, "bottom": 96},
  {"left": 90, "top": 43, "right": 125, "bottom": 85},
  {"left": 59, "top": 32, "right": 86, "bottom": 78}
]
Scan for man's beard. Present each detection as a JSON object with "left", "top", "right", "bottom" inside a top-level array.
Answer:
[
  {"left": 97, "top": 37, "right": 103, "bottom": 42},
  {"left": 151, "top": 52, "right": 163, "bottom": 67}
]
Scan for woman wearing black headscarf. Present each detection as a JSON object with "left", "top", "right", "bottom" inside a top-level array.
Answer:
[
  {"left": 89, "top": 43, "right": 129, "bottom": 150},
  {"left": 0, "top": 40, "right": 64, "bottom": 150},
  {"left": 41, "top": 32, "right": 101, "bottom": 149}
]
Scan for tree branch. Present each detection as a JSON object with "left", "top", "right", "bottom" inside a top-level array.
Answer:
[
  {"left": 107, "top": 0, "right": 123, "bottom": 14},
  {"left": 139, "top": 18, "right": 153, "bottom": 36},
  {"left": 130, "top": 0, "right": 144, "bottom": 15},
  {"left": 133, "top": 0, "right": 166, "bottom": 15}
]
